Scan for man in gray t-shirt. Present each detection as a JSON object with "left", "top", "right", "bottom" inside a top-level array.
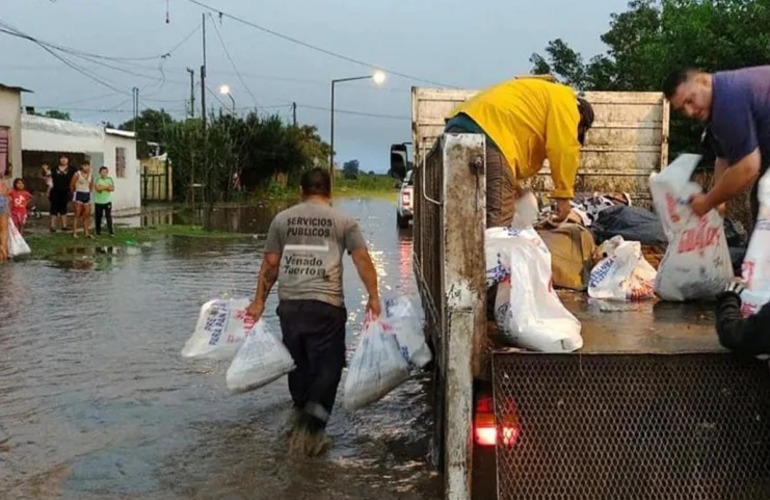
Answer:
[{"left": 247, "top": 167, "right": 380, "bottom": 456}]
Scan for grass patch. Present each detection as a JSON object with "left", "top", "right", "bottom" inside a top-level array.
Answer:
[{"left": 23, "top": 224, "right": 248, "bottom": 260}]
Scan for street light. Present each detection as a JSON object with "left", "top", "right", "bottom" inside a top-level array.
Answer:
[
  {"left": 219, "top": 84, "right": 236, "bottom": 115},
  {"left": 330, "top": 70, "right": 387, "bottom": 181}
]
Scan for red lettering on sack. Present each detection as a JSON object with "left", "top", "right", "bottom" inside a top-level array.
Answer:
[
  {"left": 666, "top": 193, "right": 681, "bottom": 223},
  {"left": 742, "top": 260, "right": 756, "bottom": 287},
  {"left": 741, "top": 301, "right": 757, "bottom": 318},
  {"left": 677, "top": 216, "right": 720, "bottom": 254},
  {"left": 234, "top": 309, "right": 257, "bottom": 332}
]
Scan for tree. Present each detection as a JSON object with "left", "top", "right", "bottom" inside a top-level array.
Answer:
[
  {"left": 163, "top": 109, "right": 331, "bottom": 202},
  {"left": 39, "top": 109, "right": 71, "bottom": 120},
  {"left": 343, "top": 159, "right": 360, "bottom": 179},
  {"left": 530, "top": 0, "right": 770, "bottom": 155},
  {"left": 119, "top": 109, "right": 176, "bottom": 158}
]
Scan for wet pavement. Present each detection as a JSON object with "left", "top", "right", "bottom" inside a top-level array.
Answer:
[{"left": 0, "top": 198, "right": 441, "bottom": 500}]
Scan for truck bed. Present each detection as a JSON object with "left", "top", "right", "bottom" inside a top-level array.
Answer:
[{"left": 492, "top": 292, "right": 723, "bottom": 356}]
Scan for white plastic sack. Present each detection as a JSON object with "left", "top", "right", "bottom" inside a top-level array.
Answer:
[
  {"left": 344, "top": 319, "right": 410, "bottom": 410},
  {"left": 383, "top": 294, "right": 432, "bottom": 369},
  {"left": 491, "top": 227, "right": 583, "bottom": 353},
  {"left": 181, "top": 298, "right": 254, "bottom": 360},
  {"left": 650, "top": 154, "right": 732, "bottom": 301},
  {"left": 588, "top": 236, "right": 657, "bottom": 301},
  {"left": 8, "top": 218, "right": 30, "bottom": 257},
  {"left": 740, "top": 170, "right": 770, "bottom": 316},
  {"left": 226, "top": 319, "right": 295, "bottom": 394}
]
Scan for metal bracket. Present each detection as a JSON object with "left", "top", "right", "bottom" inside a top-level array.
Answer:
[{"left": 421, "top": 138, "right": 442, "bottom": 206}]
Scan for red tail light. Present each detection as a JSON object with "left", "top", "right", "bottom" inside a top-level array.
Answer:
[
  {"left": 474, "top": 394, "right": 520, "bottom": 447},
  {"left": 402, "top": 191, "right": 411, "bottom": 207}
]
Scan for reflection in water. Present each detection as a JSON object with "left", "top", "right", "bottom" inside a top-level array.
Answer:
[{"left": 0, "top": 198, "right": 441, "bottom": 500}]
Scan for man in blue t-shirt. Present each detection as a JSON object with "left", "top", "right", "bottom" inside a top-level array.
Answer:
[{"left": 663, "top": 66, "right": 770, "bottom": 222}]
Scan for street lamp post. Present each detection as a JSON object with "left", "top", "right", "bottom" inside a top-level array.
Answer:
[
  {"left": 330, "top": 70, "right": 386, "bottom": 184},
  {"left": 219, "top": 84, "right": 236, "bottom": 115}
]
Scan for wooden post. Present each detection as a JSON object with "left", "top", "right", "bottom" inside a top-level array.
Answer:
[{"left": 440, "top": 133, "right": 486, "bottom": 499}]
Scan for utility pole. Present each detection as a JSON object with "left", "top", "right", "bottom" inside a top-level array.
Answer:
[
  {"left": 292, "top": 102, "right": 297, "bottom": 127},
  {"left": 186, "top": 68, "right": 195, "bottom": 118},
  {"left": 200, "top": 13, "right": 207, "bottom": 128},
  {"left": 132, "top": 87, "right": 139, "bottom": 131}
]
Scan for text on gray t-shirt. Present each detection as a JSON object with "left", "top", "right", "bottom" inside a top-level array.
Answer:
[{"left": 264, "top": 200, "right": 367, "bottom": 307}]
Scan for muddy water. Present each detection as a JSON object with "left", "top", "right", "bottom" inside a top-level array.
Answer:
[{"left": 0, "top": 198, "right": 441, "bottom": 500}]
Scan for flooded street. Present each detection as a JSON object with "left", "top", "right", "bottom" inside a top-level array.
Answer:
[{"left": 0, "top": 198, "right": 441, "bottom": 500}]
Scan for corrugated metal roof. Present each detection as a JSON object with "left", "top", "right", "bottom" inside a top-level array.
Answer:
[{"left": 22, "top": 114, "right": 103, "bottom": 139}]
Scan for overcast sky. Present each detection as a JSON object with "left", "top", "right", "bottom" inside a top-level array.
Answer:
[{"left": 2, "top": 0, "right": 630, "bottom": 172}]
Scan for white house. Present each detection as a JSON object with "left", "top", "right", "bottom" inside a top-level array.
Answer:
[
  {"left": 21, "top": 115, "right": 141, "bottom": 213},
  {"left": 0, "top": 83, "right": 28, "bottom": 184}
]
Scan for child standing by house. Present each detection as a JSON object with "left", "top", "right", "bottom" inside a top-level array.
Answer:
[
  {"left": 9, "top": 178, "right": 32, "bottom": 235},
  {"left": 94, "top": 166, "right": 115, "bottom": 236},
  {"left": 0, "top": 177, "right": 9, "bottom": 262}
]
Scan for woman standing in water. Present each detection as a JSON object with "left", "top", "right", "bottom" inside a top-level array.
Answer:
[{"left": 70, "top": 162, "right": 94, "bottom": 238}]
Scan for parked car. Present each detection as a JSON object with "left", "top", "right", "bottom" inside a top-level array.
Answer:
[{"left": 397, "top": 169, "right": 414, "bottom": 228}]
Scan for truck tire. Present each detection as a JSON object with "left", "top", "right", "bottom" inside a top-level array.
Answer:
[{"left": 397, "top": 212, "right": 409, "bottom": 229}]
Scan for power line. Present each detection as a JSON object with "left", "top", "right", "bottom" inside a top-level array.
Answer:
[
  {"left": 179, "top": 0, "right": 456, "bottom": 88},
  {"left": 0, "top": 19, "right": 198, "bottom": 62},
  {"left": 208, "top": 13, "right": 259, "bottom": 107},
  {"left": 0, "top": 21, "right": 199, "bottom": 104}
]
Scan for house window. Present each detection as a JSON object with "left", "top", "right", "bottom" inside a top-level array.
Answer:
[
  {"left": 0, "top": 127, "right": 9, "bottom": 178},
  {"left": 115, "top": 147, "right": 126, "bottom": 178}
]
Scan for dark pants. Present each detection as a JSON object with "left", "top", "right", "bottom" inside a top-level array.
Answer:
[
  {"left": 446, "top": 126, "right": 516, "bottom": 228},
  {"left": 277, "top": 300, "right": 347, "bottom": 430},
  {"left": 95, "top": 203, "right": 113, "bottom": 235}
]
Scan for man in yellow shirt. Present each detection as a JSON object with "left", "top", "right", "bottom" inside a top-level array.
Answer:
[{"left": 445, "top": 77, "right": 594, "bottom": 228}]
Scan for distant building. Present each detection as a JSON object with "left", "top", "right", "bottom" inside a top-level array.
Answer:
[
  {"left": 21, "top": 115, "right": 141, "bottom": 213},
  {"left": 0, "top": 83, "right": 30, "bottom": 184}
]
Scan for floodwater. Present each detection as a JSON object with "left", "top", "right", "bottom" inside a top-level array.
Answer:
[{"left": 0, "top": 198, "right": 442, "bottom": 500}]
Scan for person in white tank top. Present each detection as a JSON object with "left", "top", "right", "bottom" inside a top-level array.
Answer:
[{"left": 69, "top": 162, "right": 94, "bottom": 238}]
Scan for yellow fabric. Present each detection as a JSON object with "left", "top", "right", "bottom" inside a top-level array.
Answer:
[{"left": 448, "top": 78, "right": 582, "bottom": 199}]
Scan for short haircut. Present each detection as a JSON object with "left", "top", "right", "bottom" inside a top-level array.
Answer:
[
  {"left": 99, "top": 166, "right": 108, "bottom": 173},
  {"left": 81, "top": 161, "right": 90, "bottom": 168},
  {"left": 301, "top": 167, "right": 332, "bottom": 197},
  {"left": 663, "top": 68, "right": 699, "bottom": 99},
  {"left": 577, "top": 97, "right": 595, "bottom": 130},
  {"left": 59, "top": 154, "right": 68, "bottom": 160}
]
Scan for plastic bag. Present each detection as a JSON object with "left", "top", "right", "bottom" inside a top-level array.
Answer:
[
  {"left": 8, "top": 218, "right": 30, "bottom": 257},
  {"left": 382, "top": 294, "right": 431, "bottom": 369},
  {"left": 225, "top": 319, "right": 295, "bottom": 394},
  {"left": 491, "top": 227, "right": 583, "bottom": 353},
  {"left": 343, "top": 319, "right": 410, "bottom": 410},
  {"left": 740, "top": 170, "right": 770, "bottom": 316},
  {"left": 588, "top": 236, "right": 657, "bottom": 301},
  {"left": 650, "top": 154, "right": 732, "bottom": 301},
  {"left": 181, "top": 298, "right": 254, "bottom": 360}
]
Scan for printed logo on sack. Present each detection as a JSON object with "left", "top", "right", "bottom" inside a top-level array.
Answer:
[
  {"left": 205, "top": 302, "right": 229, "bottom": 346},
  {"left": 589, "top": 257, "right": 615, "bottom": 288},
  {"left": 234, "top": 309, "right": 257, "bottom": 333},
  {"left": 627, "top": 282, "right": 654, "bottom": 301},
  {"left": 677, "top": 216, "right": 720, "bottom": 255},
  {"left": 741, "top": 301, "right": 758, "bottom": 318},
  {"left": 742, "top": 260, "right": 756, "bottom": 288},
  {"left": 665, "top": 192, "right": 684, "bottom": 223}
]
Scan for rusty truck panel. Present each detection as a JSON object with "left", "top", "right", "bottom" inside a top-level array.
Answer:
[{"left": 411, "top": 87, "right": 669, "bottom": 206}]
